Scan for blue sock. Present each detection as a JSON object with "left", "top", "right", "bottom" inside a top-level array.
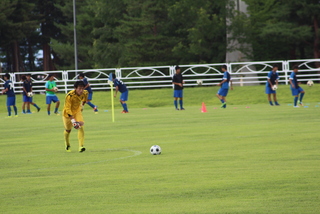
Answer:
[
  {"left": 87, "top": 101, "right": 95, "bottom": 108},
  {"left": 13, "top": 106, "right": 17, "bottom": 115},
  {"left": 269, "top": 101, "right": 273, "bottom": 105},
  {"left": 294, "top": 97, "right": 298, "bottom": 106},
  {"left": 27, "top": 109, "right": 31, "bottom": 113},
  {"left": 22, "top": 109, "right": 26, "bottom": 113},
  {"left": 123, "top": 103, "right": 128, "bottom": 112},
  {"left": 54, "top": 108, "right": 58, "bottom": 113},
  {"left": 179, "top": 100, "right": 183, "bottom": 109},
  {"left": 48, "top": 111, "right": 50, "bottom": 115},
  {"left": 174, "top": 100, "right": 178, "bottom": 109},
  {"left": 299, "top": 93, "right": 305, "bottom": 103},
  {"left": 33, "top": 103, "right": 40, "bottom": 109},
  {"left": 220, "top": 99, "right": 225, "bottom": 103},
  {"left": 7, "top": 107, "right": 11, "bottom": 116},
  {"left": 275, "top": 101, "right": 279, "bottom": 105}
]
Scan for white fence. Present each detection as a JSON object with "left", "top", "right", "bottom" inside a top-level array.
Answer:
[{"left": 1, "top": 59, "right": 319, "bottom": 94}]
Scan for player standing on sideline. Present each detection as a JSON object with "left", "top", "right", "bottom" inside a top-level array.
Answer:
[
  {"left": 289, "top": 65, "right": 305, "bottom": 107},
  {"left": 78, "top": 73, "right": 98, "bottom": 113},
  {"left": 62, "top": 81, "right": 88, "bottom": 152},
  {"left": 21, "top": 74, "right": 41, "bottom": 113},
  {"left": 216, "top": 65, "right": 233, "bottom": 108},
  {"left": 172, "top": 65, "right": 185, "bottom": 110},
  {"left": 266, "top": 64, "right": 280, "bottom": 106},
  {"left": 2, "top": 73, "right": 18, "bottom": 118},
  {"left": 111, "top": 73, "right": 129, "bottom": 113},
  {"left": 45, "top": 74, "right": 60, "bottom": 115}
]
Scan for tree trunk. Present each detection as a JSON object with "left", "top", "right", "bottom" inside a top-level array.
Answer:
[
  {"left": 313, "top": 16, "right": 320, "bottom": 64},
  {"left": 43, "top": 43, "right": 55, "bottom": 71},
  {"left": 12, "top": 41, "right": 20, "bottom": 72}
]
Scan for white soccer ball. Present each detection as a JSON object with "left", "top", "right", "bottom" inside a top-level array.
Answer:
[
  {"left": 150, "top": 145, "right": 161, "bottom": 155},
  {"left": 53, "top": 87, "right": 58, "bottom": 92},
  {"left": 272, "top": 85, "right": 278, "bottom": 90},
  {"left": 197, "top": 80, "right": 203, "bottom": 85},
  {"left": 307, "top": 80, "right": 314, "bottom": 87},
  {"left": 27, "top": 92, "right": 33, "bottom": 97}
]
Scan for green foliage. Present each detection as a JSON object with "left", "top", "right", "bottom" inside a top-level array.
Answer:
[{"left": 232, "top": 0, "right": 320, "bottom": 60}]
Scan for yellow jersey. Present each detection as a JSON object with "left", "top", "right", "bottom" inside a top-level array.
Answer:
[{"left": 63, "top": 89, "right": 88, "bottom": 118}]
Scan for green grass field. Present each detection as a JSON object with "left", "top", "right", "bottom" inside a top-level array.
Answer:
[{"left": 1, "top": 85, "right": 320, "bottom": 213}]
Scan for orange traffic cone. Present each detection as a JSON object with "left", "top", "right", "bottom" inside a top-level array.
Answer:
[{"left": 201, "top": 102, "right": 207, "bottom": 113}]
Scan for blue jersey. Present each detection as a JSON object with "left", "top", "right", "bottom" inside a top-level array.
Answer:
[
  {"left": 4, "top": 80, "right": 15, "bottom": 97},
  {"left": 82, "top": 78, "right": 92, "bottom": 93},
  {"left": 266, "top": 71, "right": 279, "bottom": 87},
  {"left": 289, "top": 72, "right": 298, "bottom": 88},
  {"left": 221, "top": 71, "right": 231, "bottom": 89},
  {"left": 113, "top": 79, "right": 127, "bottom": 93},
  {"left": 23, "top": 80, "right": 32, "bottom": 95}
]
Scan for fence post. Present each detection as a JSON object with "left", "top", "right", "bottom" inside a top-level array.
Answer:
[{"left": 63, "top": 70, "right": 68, "bottom": 94}]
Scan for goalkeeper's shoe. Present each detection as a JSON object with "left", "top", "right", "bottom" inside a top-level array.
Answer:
[
  {"left": 79, "top": 147, "right": 86, "bottom": 153},
  {"left": 66, "top": 146, "right": 71, "bottom": 152}
]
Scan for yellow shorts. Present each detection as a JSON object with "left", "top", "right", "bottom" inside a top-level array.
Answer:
[{"left": 62, "top": 111, "right": 84, "bottom": 130}]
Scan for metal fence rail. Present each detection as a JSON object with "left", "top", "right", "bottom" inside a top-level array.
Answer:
[{"left": 1, "top": 59, "right": 319, "bottom": 94}]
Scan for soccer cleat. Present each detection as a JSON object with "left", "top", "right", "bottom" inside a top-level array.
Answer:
[
  {"left": 37, "top": 108, "right": 41, "bottom": 112},
  {"left": 14, "top": 115, "right": 18, "bottom": 117},
  {"left": 22, "top": 111, "right": 26, "bottom": 114},
  {"left": 176, "top": 108, "right": 180, "bottom": 110},
  {"left": 275, "top": 103, "right": 280, "bottom": 106},
  {"left": 293, "top": 106, "right": 300, "bottom": 108},
  {"left": 299, "top": 102, "right": 304, "bottom": 106},
  {"left": 220, "top": 103, "right": 226, "bottom": 108},
  {"left": 180, "top": 108, "right": 185, "bottom": 110},
  {"left": 121, "top": 110, "right": 128, "bottom": 113},
  {"left": 5, "top": 116, "right": 12, "bottom": 118},
  {"left": 270, "top": 103, "right": 274, "bottom": 106},
  {"left": 66, "top": 146, "right": 71, "bottom": 152},
  {"left": 79, "top": 147, "right": 86, "bottom": 152},
  {"left": 54, "top": 111, "right": 60, "bottom": 116},
  {"left": 27, "top": 112, "right": 32, "bottom": 114},
  {"left": 93, "top": 106, "right": 98, "bottom": 112}
]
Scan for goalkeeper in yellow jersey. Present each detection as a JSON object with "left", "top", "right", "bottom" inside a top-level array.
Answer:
[{"left": 62, "top": 81, "right": 88, "bottom": 152}]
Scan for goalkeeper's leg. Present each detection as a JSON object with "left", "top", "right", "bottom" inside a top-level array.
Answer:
[
  {"left": 78, "top": 127, "right": 85, "bottom": 152},
  {"left": 64, "top": 130, "right": 71, "bottom": 152}
]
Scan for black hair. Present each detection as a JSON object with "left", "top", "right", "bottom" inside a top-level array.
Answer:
[
  {"left": 293, "top": 65, "right": 299, "bottom": 70},
  {"left": 175, "top": 65, "right": 180, "bottom": 70},
  {"left": 74, "top": 80, "right": 85, "bottom": 88},
  {"left": 78, "top": 73, "right": 85, "bottom": 78},
  {"left": 272, "top": 64, "right": 278, "bottom": 68},
  {"left": 4, "top": 73, "right": 10, "bottom": 79},
  {"left": 221, "top": 65, "right": 227, "bottom": 70},
  {"left": 112, "top": 73, "right": 116, "bottom": 79},
  {"left": 21, "top": 75, "right": 27, "bottom": 81}
]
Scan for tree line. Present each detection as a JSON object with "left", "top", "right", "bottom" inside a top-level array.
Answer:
[{"left": 0, "top": 0, "right": 319, "bottom": 73}]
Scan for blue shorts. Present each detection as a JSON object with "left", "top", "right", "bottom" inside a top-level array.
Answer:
[
  {"left": 291, "top": 86, "right": 304, "bottom": 96},
  {"left": 217, "top": 88, "right": 229, "bottom": 97},
  {"left": 265, "top": 86, "right": 276, "bottom": 94},
  {"left": 173, "top": 90, "right": 183, "bottom": 98},
  {"left": 7, "top": 96, "right": 16, "bottom": 106},
  {"left": 120, "top": 90, "right": 129, "bottom": 101},
  {"left": 87, "top": 92, "right": 93, "bottom": 100},
  {"left": 23, "top": 95, "right": 33, "bottom": 102},
  {"left": 46, "top": 95, "right": 59, "bottom": 104}
]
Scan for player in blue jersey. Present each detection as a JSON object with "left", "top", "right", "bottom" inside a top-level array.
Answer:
[
  {"left": 45, "top": 74, "right": 60, "bottom": 115},
  {"left": 216, "top": 65, "right": 233, "bottom": 108},
  {"left": 78, "top": 73, "right": 98, "bottom": 113},
  {"left": 289, "top": 65, "right": 305, "bottom": 107},
  {"left": 2, "top": 73, "right": 18, "bottom": 118},
  {"left": 172, "top": 65, "right": 185, "bottom": 110},
  {"left": 266, "top": 64, "right": 280, "bottom": 106},
  {"left": 111, "top": 73, "right": 129, "bottom": 113},
  {"left": 21, "top": 74, "right": 41, "bottom": 113}
]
